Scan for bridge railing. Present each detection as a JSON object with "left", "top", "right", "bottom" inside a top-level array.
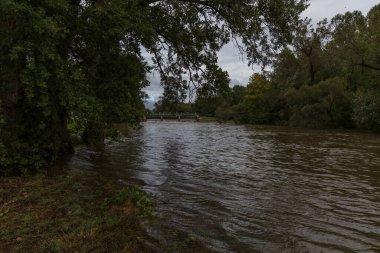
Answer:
[
  {"left": 144, "top": 112, "right": 199, "bottom": 121},
  {"left": 147, "top": 112, "right": 198, "bottom": 115}
]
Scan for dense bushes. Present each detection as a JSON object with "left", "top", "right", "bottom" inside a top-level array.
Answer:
[
  {"left": 0, "top": 109, "right": 8, "bottom": 174},
  {"left": 216, "top": 73, "right": 377, "bottom": 130},
  {"left": 353, "top": 88, "right": 380, "bottom": 130},
  {"left": 285, "top": 78, "right": 353, "bottom": 128},
  {"left": 215, "top": 76, "right": 355, "bottom": 129}
]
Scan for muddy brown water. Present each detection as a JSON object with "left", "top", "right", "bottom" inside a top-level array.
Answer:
[{"left": 67, "top": 122, "right": 380, "bottom": 252}]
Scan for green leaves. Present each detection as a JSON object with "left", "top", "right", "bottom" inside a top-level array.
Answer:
[
  {"left": 0, "top": 0, "right": 309, "bottom": 174},
  {"left": 353, "top": 88, "right": 380, "bottom": 130},
  {"left": 284, "top": 77, "right": 353, "bottom": 128},
  {"left": 108, "top": 186, "right": 155, "bottom": 217}
]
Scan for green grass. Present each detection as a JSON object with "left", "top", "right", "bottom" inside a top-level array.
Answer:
[
  {"left": 0, "top": 172, "right": 153, "bottom": 253},
  {"left": 0, "top": 171, "right": 215, "bottom": 253}
]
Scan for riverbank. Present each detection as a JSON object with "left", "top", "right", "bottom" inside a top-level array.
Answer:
[
  {"left": 198, "top": 116, "right": 217, "bottom": 122},
  {"left": 200, "top": 118, "right": 380, "bottom": 134},
  {"left": 198, "top": 116, "right": 234, "bottom": 124},
  {"left": 0, "top": 172, "right": 153, "bottom": 252},
  {"left": 0, "top": 171, "right": 213, "bottom": 253}
]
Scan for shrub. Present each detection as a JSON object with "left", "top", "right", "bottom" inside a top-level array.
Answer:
[
  {"left": 353, "top": 88, "right": 380, "bottom": 131},
  {"left": 215, "top": 105, "right": 234, "bottom": 122},
  {"left": 285, "top": 77, "right": 354, "bottom": 128}
]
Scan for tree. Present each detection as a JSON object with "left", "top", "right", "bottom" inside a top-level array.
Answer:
[
  {"left": 0, "top": 1, "right": 79, "bottom": 174},
  {"left": 228, "top": 3, "right": 380, "bottom": 130},
  {"left": 193, "top": 66, "right": 231, "bottom": 115},
  {"left": 241, "top": 73, "right": 277, "bottom": 123},
  {"left": 328, "top": 8, "right": 380, "bottom": 75},
  {"left": 292, "top": 20, "right": 329, "bottom": 86},
  {"left": 270, "top": 48, "right": 301, "bottom": 88},
  {"left": 0, "top": 0, "right": 308, "bottom": 174},
  {"left": 367, "top": 4, "right": 380, "bottom": 71},
  {"left": 230, "top": 85, "right": 247, "bottom": 105},
  {"left": 285, "top": 77, "right": 353, "bottom": 128},
  {"left": 353, "top": 88, "right": 380, "bottom": 130}
]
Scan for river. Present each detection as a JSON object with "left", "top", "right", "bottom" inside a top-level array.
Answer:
[{"left": 68, "top": 122, "right": 380, "bottom": 252}]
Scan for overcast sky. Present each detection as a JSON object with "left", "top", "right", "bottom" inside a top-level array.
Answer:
[{"left": 144, "top": 0, "right": 379, "bottom": 100}]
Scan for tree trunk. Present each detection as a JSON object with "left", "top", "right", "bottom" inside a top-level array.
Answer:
[
  {"left": 82, "top": 121, "right": 105, "bottom": 146},
  {"left": 309, "top": 60, "right": 315, "bottom": 85}
]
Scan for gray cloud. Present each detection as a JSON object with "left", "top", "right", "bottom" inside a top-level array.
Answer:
[
  {"left": 302, "top": 0, "right": 378, "bottom": 24},
  {"left": 144, "top": 73, "right": 163, "bottom": 101},
  {"left": 217, "top": 42, "right": 258, "bottom": 86}
]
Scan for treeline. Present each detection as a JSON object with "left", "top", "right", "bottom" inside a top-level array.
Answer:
[{"left": 164, "top": 5, "right": 380, "bottom": 131}]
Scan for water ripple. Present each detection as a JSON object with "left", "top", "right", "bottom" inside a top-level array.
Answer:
[{"left": 69, "top": 122, "right": 380, "bottom": 252}]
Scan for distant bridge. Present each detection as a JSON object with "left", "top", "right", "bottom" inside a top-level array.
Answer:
[{"left": 145, "top": 113, "right": 199, "bottom": 121}]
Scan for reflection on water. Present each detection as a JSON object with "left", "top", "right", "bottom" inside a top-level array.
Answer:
[{"left": 68, "top": 122, "right": 380, "bottom": 252}]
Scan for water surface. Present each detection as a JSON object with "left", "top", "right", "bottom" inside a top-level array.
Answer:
[{"left": 69, "top": 122, "right": 380, "bottom": 252}]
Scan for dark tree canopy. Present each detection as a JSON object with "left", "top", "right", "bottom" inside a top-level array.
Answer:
[
  {"left": 118, "top": 0, "right": 307, "bottom": 102},
  {"left": 0, "top": 0, "right": 307, "bottom": 174}
]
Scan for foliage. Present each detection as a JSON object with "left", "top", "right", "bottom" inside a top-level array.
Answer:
[
  {"left": 353, "top": 88, "right": 380, "bottom": 130},
  {"left": 0, "top": 109, "right": 8, "bottom": 173},
  {"left": 225, "top": 4, "right": 380, "bottom": 131},
  {"left": 215, "top": 105, "right": 234, "bottom": 122},
  {"left": 285, "top": 77, "right": 353, "bottom": 128},
  {"left": 0, "top": 174, "right": 151, "bottom": 252},
  {"left": 108, "top": 186, "right": 155, "bottom": 217},
  {"left": 193, "top": 4, "right": 380, "bottom": 132},
  {"left": 0, "top": 173, "right": 214, "bottom": 253},
  {"left": 0, "top": 0, "right": 75, "bottom": 174},
  {"left": 193, "top": 67, "right": 232, "bottom": 116},
  {"left": 0, "top": 0, "right": 307, "bottom": 174},
  {"left": 241, "top": 74, "right": 272, "bottom": 123}
]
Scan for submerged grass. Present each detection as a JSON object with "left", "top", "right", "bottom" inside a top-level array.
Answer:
[
  {"left": 0, "top": 171, "right": 214, "bottom": 253},
  {"left": 0, "top": 172, "right": 154, "bottom": 253}
]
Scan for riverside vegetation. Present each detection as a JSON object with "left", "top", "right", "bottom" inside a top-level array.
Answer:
[
  {"left": 0, "top": 172, "right": 154, "bottom": 252},
  {"left": 0, "top": 171, "right": 215, "bottom": 252},
  {"left": 155, "top": 4, "right": 380, "bottom": 131}
]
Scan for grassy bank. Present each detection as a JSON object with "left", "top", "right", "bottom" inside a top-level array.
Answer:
[
  {"left": 0, "top": 172, "right": 213, "bottom": 253},
  {"left": 0, "top": 172, "right": 154, "bottom": 252}
]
